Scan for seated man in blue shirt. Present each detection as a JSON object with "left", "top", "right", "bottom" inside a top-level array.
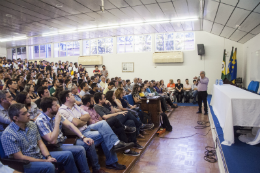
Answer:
[{"left": 1, "top": 103, "right": 79, "bottom": 173}]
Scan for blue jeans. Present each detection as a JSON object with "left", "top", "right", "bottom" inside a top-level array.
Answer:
[
  {"left": 23, "top": 151, "right": 77, "bottom": 173},
  {"left": 192, "top": 90, "right": 198, "bottom": 103},
  {"left": 56, "top": 144, "right": 96, "bottom": 173},
  {"left": 76, "top": 120, "right": 118, "bottom": 165}
]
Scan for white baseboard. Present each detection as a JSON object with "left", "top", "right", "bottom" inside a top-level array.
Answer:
[{"left": 208, "top": 102, "right": 229, "bottom": 173}]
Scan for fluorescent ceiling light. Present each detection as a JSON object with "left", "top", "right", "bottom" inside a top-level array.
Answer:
[
  {"left": 42, "top": 17, "right": 198, "bottom": 37},
  {"left": 0, "top": 36, "right": 28, "bottom": 42}
]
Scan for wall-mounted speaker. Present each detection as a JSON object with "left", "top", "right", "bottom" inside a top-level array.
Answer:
[{"left": 197, "top": 44, "right": 205, "bottom": 55}]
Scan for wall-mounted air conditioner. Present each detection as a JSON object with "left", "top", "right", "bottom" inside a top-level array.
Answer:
[
  {"left": 78, "top": 55, "right": 103, "bottom": 65},
  {"left": 153, "top": 51, "right": 183, "bottom": 63}
]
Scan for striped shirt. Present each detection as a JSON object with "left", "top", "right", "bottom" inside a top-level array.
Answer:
[
  {"left": 1, "top": 121, "right": 43, "bottom": 159},
  {"left": 35, "top": 113, "right": 67, "bottom": 144}
]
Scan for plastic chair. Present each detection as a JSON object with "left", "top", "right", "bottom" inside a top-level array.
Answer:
[
  {"left": 252, "top": 81, "right": 259, "bottom": 93},
  {"left": 248, "top": 81, "right": 254, "bottom": 91},
  {"left": 123, "top": 94, "right": 135, "bottom": 105}
]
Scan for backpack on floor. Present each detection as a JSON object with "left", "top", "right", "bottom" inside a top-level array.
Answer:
[
  {"left": 160, "top": 112, "right": 172, "bottom": 132},
  {"left": 142, "top": 111, "right": 152, "bottom": 124}
]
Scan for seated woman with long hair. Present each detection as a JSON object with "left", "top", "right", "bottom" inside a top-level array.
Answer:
[
  {"left": 16, "top": 91, "right": 41, "bottom": 121},
  {"left": 23, "top": 84, "right": 39, "bottom": 102},
  {"left": 139, "top": 85, "right": 146, "bottom": 97},
  {"left": 131, "top": 84, "right": 142, "bottom": 104},
  {"left": 53, "top": 86, "right": 64, "bottom": 105}
]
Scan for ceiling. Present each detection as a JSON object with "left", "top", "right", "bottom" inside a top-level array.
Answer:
[{"left": 0, "top": 0, "right": 260, "bottom": 48}]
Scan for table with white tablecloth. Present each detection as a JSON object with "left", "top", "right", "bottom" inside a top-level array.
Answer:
[{"left": 210, "top": 84, "right": 260, "bottom": 146}]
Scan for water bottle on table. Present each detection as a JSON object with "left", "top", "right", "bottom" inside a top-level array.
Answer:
[{"left": 219, "top": 79, "right": 223, "bottom": 85}]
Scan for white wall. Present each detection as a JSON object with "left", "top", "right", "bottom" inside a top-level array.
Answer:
[
  {"left": 242, "top": 32, "right": 260, "bottom": 88},
  {"left": 0, "top": 43, "right": 6, "bottom": 57},
  {"left": 46, "top": 31, "right": 244, "bottom": 94}
]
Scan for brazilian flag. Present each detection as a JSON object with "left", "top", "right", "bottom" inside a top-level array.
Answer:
[
  {"left": 221, "top": 49, "right": 226, "bottom": 80},
  {"left": 226, "top": 47, "right": 234, "bottom": 81}
]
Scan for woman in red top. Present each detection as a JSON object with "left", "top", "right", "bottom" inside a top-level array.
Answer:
[{"left": 167, "top": 79, "right": 175, "bottom": 101}]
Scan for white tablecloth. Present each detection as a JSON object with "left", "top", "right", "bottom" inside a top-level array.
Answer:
[{"left": 210, "top": 84, "right": 260, "bottom": 146}]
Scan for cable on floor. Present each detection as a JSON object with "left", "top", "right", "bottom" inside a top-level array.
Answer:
[
  {"left": 158, "top": 128, "right": 212, "bottom": 139},
  {"left": 195, "top": 121, "right": 210, "bottom": 129},
  {"left": 204, "top": 146, "right": 218, "bottom": 163}
]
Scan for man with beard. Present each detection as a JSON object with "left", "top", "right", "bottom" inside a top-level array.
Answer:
[
  {"left": 36, "top": 97, "right": 107, "bottom": 173},
  {"left": 0, "top": 90, "right": 14, "bottom": 131}
]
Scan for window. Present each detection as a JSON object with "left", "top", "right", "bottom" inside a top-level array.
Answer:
[
  {"left": 54, "top": 41, "right": 80, "bottom": 57},
  {"left": 117, "top": 35, "right": 151, "bottom": 53},
  {"left": 7, "top": 47, "right": 26, "bottom": 60},
  {"left": 67, "top": 41, "right": 80, "bottom": 56},
  {"left": 155, "top": 32, "right": 195, "bottom": 52},
  {"left": 12, "top": 48, "right": 16, "bottom": 59},
  {"left": 28, "top": 44, "right": 51, "bottom": 59},
  {"left": 59, "top": 43, "right": 67, "bottom": 57},
  {"left": 83, "top": 38, "right": 113, "bottom": 55}
]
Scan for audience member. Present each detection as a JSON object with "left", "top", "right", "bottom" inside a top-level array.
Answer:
[
  {"left": 16, "top": 91, "right": 41, "bottom": 121},
  {"left": 192, "top": 80, "right": 198, "bottom": 104},
  {"left": 124, "top": 80, "right": 132, "bottom": 93},
  {"left": 89, "top": 83, "right": 98, "bottom": 95},
  {"left": 101, "top": 65, "right": 108, "bottom": 78},
  {"left": 35, "top": 86, "right": 50, "bottom": 109},
  {"left": 183, "top": 79, "right": 192, "bottom": 103},
  {"left": 36, "top": 97, "right": 107, "bottom": 173},
  {"left": 132, "top": 84, "right": 142, "bottom": 104},
  {"left": 7, "top": 79, "right": 19, "bottom": 100},
  {"left": 93, "top": 65, "right": 101, "bottom": 78},
  {"left": 175, "top": 79, "right": 183, "bottom": 103},
  {"left": 49, "top": 79, "right": 60, "bottom": 96},
  {"left": 94, "top": 92, "right": 143, "bottom": 150},
  {"left": 58, "top": 90, "right": 130, "bottom": 170},
  {"left": 65, "top": 79, "right": 71, "bottom": 90},
  {"left": 80, "top": 94, "right": 139, "bottom": 156},
  {"left": 130, "top": 78, "right": 138, "bottom": 90},
  {"left": 79, "top": 82, "right": 89, "bottom": 97},
  {"left": 103, "top": 82, "right": 115, "bottom": 95},
  {"left": 70, "top": 84, "right": 82, "bottom": 105},
  {"left": 17, "top": 75, "right": 25, "bottom": 92},
  {"left": 0, "top": 90, "right": 13, "bottom": 131},
  {"left": 100, "top": 76, "right": 107, "bottom": 90},
  {"left": 0, "top": 161, "right": 21, "bottom": 173},
  {"left": 1, "top": 103, "right": 79, "bottom": 173}
]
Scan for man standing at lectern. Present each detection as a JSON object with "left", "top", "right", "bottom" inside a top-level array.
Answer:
[{"left": 194, "top": 71, "right": 209, "bottom": 115}]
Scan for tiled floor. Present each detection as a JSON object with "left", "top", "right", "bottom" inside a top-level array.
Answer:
[{"left": 130, "top": 106, "right": 220, "bottom": 173}]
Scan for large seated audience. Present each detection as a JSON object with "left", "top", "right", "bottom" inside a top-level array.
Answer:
[{"left": 0, "top": 57, "right": 198, "bottom": 173}]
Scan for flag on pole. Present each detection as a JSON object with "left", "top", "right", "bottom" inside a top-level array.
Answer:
[
  {"left": 221, "top": 49, "right": 226, "bottom": 80},
  {"left": 231, "top": 48, "right": 237, "bottom": 83},
  {"left": 226, "top": 47, "right": 234, "bottom": 81}
]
